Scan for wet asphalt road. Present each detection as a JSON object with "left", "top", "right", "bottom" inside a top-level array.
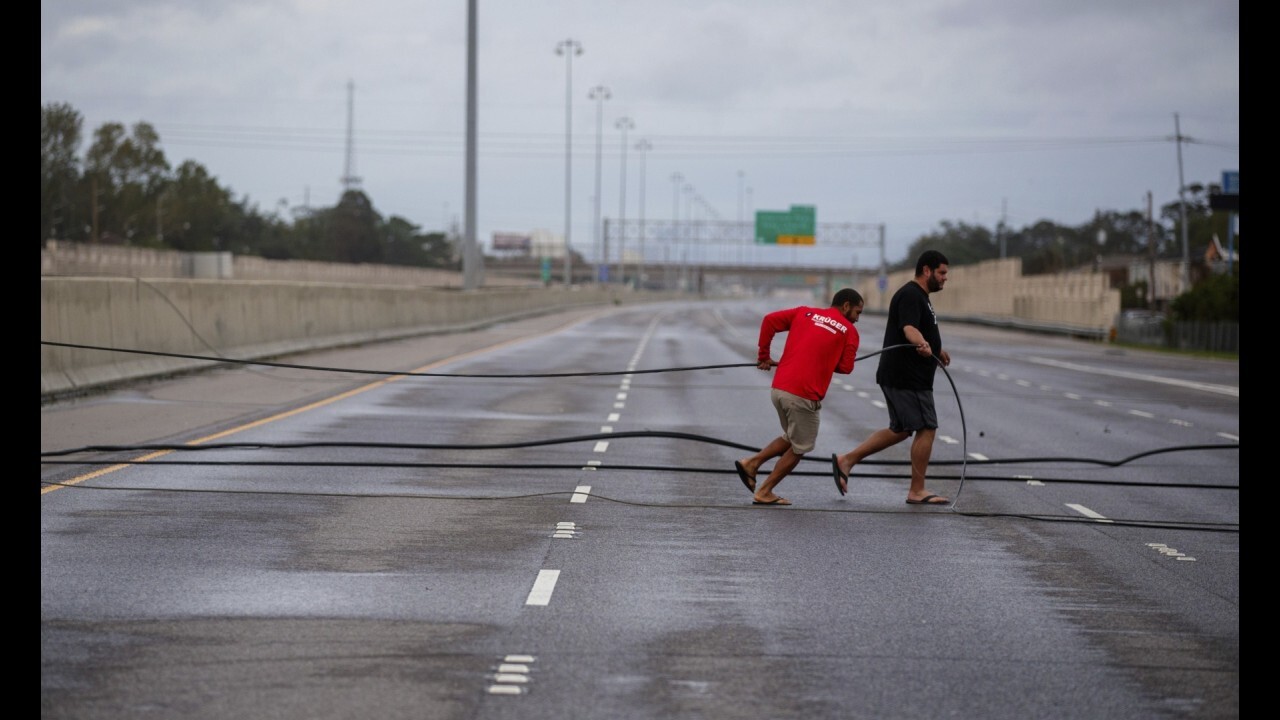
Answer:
[{"left": 42, "top": 299, "right": 1239, "bottom": 720}]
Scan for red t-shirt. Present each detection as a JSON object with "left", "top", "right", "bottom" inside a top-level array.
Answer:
[{"left": 758, "top": 305, "right": 859, "bottom": 401}]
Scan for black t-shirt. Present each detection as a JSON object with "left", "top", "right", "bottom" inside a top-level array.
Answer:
[{"left": 875, "top": 281, "right": 942, "bottom": 390}]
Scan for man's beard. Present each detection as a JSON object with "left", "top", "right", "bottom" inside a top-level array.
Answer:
[{"left": 927, "top": 275, "right": 943, "bottom": 292}]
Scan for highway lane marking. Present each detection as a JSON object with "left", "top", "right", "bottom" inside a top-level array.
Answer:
[
  {"left": 571, "top": 485, "right": 592, "bottom": 503},
  {"left": 1065, "top": 503, "right": 1113, "bottom": 523},
  {"left": 42, "top": 311, "right": 609, "bottom": 496},
  {"left": 1128, "top": 409, "right": 1155, "bottom": 418},
  {"left": 41, "top": 377, "right": 399, "bottom": 495},
  {"left": 1027, "top": 356, "right": 1239, "bottom": 397},
  {"left": 600, "top": 425, "right": 613, "bottom": 433},
  {"left": 593, "top": 441, "right": 609, "bottom": 452},
  {"left": 526, "top": 569, "right": 561, "bottom": 606},
  {"left": 968, "top": 452, "right": 989, "bottom": 461},
  {"left": 607, "top": 413, "right": 620, "bottom": 422},
  {"left": 938, "top": 435, "right": 959, "bottom": 445},
  {"left": 1218, "top": 432, "right": 1238, "bottom": 441},
  {"left": 1146, "top": 542, "right": 1196, "bottom": 561},
  {"left": 487, "top": 654, "right": 536, "bottom": 695}
]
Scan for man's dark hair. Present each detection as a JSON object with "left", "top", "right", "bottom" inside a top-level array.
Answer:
[
  {"left": 915, "top": 250, "right": 949, "bottom": 276},
  {"left": 831, "top": 288, "right": 863, "bottom": 307}
]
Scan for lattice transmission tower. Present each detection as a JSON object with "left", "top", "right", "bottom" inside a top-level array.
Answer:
[{"left": 340, "top": 79, "right": 362, "bottom": 193}]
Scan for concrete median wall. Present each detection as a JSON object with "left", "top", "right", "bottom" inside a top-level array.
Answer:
[
  {"left": 41, "top": 277, "right": 674, "bottom": 398},
  {"left": 41, "top": 247, "right": 1124, "bottom": 399},
  {"left": 859, "top": 257, "right": 1120, "bottom": 336}
]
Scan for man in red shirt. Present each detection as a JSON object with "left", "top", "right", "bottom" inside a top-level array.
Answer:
[{"left": 735, "top": 288, "right": 864, "bottom": 505}]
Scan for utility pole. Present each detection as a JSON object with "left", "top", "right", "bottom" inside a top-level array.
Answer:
[
  {"left": 998, "top": 197, "right": 1007, "bottom": 259},
  {"left": 1146, "top": 191, "right": 1156, "bottom": 310},
  {"left": 1174, "top": 112, "right": 1190, "bottom": 293}
]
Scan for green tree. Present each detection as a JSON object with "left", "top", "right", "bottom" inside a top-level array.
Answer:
[
  {"left": 83, "top": 121, "right": 171, "bottom": 244},
  {"left": 1170, "top": 270, "right": 1239, "bottom": 322},
  {"left": 161, "top": 160, "right": 235, "bottom": 251},
  {"left": 328, "top": 190, "right": 382, "bottom": 263},
  {"left": 41, "top": 103, "right": 84, "bottom": 243},
  {"left": 899, "top": 220, "right": 995, "bottom": 270}
]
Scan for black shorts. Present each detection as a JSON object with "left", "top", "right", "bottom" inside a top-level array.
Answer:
[{"left": 881, "top": 386, "right": 937, "bottom": 434}]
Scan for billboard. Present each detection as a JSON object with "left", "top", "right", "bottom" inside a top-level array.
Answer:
[{"left": 491, "top": 232, "right": 532, "bottom": 253}]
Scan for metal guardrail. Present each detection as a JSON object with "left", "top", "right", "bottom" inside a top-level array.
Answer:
[{"left": 1114, "top": 316, "right": 1238, "bottom": 354}]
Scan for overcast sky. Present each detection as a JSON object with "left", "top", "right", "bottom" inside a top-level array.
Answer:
[{"left": 41, "top": 0, "right": 1239, "bottom": 266}]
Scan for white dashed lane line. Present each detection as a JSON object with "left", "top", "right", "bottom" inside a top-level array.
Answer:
[
  {"left": 571, "top": 485, "right": 592, "bottom": 503},
  {"left": 1065, "top": 503, "right": 1113, "bottom": 523},
  {"left": 525, "top": 569, "right": 561, "bottom": 606}
]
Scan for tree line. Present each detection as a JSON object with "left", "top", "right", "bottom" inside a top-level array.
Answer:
[{"left": 40, "top": 102, "right": 458, "bottom": 269}]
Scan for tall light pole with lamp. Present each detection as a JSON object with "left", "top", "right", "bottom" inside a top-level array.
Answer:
[
  {"left": 669, "top": 172, "right": 683, "bottom": 289},
  {"left": 634, "top": 139, "right": 652, "bottom": 288},
  {"left": 614, "top": 116, "right": 634, "bottom": 284},
  {"left": 588, "top": 85, "right": 611, "bottom": 283},
  {"left": 683, "top": 183, "right": 695, "bottom": 289},
  {"left": 554, "top": 39, "right": 582, "bottom": 285}
]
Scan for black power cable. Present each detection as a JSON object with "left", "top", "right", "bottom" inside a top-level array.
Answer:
[{"left": 38, "top": 340, "right": 916, "bottom": 378}]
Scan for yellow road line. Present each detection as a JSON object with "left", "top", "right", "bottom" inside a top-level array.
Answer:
[{"left": 41, "top": 310, "right": 605, "bottom": 496}]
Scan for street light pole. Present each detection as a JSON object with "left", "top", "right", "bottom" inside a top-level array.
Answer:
[
  {"left": 737, "top": 170, "right": 745, "bottom": 224},
  {"left": 555, "top": 39, "right": 582, "bottom": 286},
  {"left": 635, "top": 139, "right": 652, "bottom": 288},
  {"left": 683, "top": 183, "right": 695, "bottom": 290},
  {"left": 463, "top": 0, "right": 478, "bottom": 290},
  {"left": 669, "top": 173, "right": 683, "bottom": 291},
  {"left": 614, "top": 116, "right": 634, "bottom": 285},
  {"left": 589, "top": 85, "right": 611, "bottom": 284}
]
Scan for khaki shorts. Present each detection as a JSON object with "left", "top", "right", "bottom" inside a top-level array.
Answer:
[{"left": 770, "top": 387, "right": 821, "bottom": 454}]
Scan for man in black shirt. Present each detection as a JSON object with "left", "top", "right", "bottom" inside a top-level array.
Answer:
[{"left": 832, "top": 250, "right": 952, "bottom": 505}]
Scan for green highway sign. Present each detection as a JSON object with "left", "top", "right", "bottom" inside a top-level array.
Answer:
[{"left": 755, "top": 205, "right": 816, "bottom": 245}]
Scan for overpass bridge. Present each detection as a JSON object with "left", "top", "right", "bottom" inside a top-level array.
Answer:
[{"left": 487, "top": 218, "right": 893, "bottom": 296}]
